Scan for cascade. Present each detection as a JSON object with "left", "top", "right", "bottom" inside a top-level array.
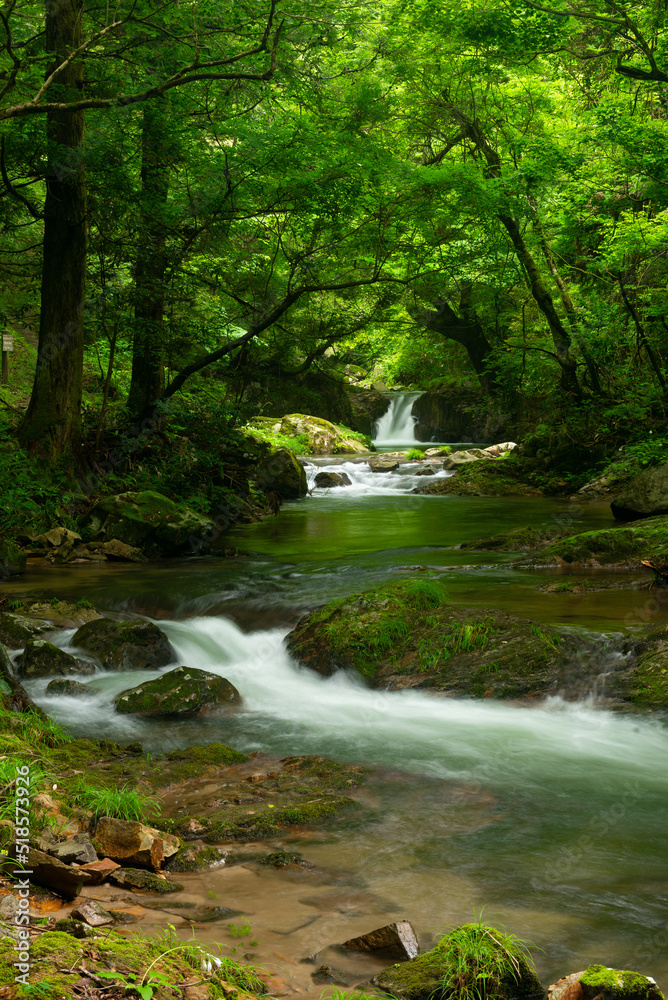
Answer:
[{"left": 372, "top": 391, "right": 424, "bottom": 447}]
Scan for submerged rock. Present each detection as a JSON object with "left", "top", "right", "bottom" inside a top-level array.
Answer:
[
  {"left": 79, "top": 490, "right": 215, "bottom": 558},
  {"left": 17, "top": 640, "right": 95, "bottom": 679},
  {"left": 107, "top": 867, "right": 184, "bottom": 893},
  {"left": 164, "top": 844, "right": 227, "bottom": 873},
  {"left": 115, "top": 665, "right": 241, "bottom": 716},
  {"left": 45, "top": 678, "right": 95, "bottom": 697},
  {"left": 286, "top": 579, "right": 571, "bottom": 699},
  {"left": 344, "top": 920, "right": 419, "bottom": 960},
  {"left": 314, "top": 471, "right": 352, "bottom": 488},
  {"left": 72, "top": 618, "right": 174, "bottom": 671},
  {"left": 256, "top": 447, "right": 308, "bottom": 499},
  {"left": 611, "top": 462, "right": 668, "bottom": 521},
  {"left": 374, "top": 922, "right": 543, "bottom": 1000}
]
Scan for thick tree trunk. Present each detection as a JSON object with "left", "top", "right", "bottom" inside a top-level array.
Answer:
[
  {"left": 127, "top": 102, "right": 169, "bottom": 419},
  {"left": 422, "top": 284, "right": 499, "bottom": 393},
  {"left": 20, "top": 0, "right": 87, "bottom": 464}
]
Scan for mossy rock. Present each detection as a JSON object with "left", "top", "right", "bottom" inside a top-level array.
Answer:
[
  {"left": 255, "top": 446, "right": 308, "bottom": 498},
  {"left": 164, "top": 844, "right": 227, "bottom": 872},
  {"left": 459, "top": 525, "right": 573, "bottom": 552},
  {"left": 611, "top": 462, "right": 668, "bottom": 521},
  {"left": 286, "top": 579, "right": 571, "bottom": 698},
  {"left": 16, "top": 639, "right": 95, "bottom": 679},
  {"left": 515, "top": 515, "right": 668, "bottom": 570},
  {"left": 579, "top": 964, "right": 664, "bottom": 1000},
  {"left": 412, "top": 458, "right": 540, "bottom": 497},
  {"left": 78, "top": 490, "right": 215, "bottom": 557},
  {"left": 46, "top": 678, "right": 95, "bottom": 697},
  {"left": 375, "top": 922, "right": 544, "bottom": 1000},
  {"left": 108, "top": 867, "right": 184, "bottom": 893},
  {"left": 115, "top": 665, "right": 241, "bottom": 716},
  {"left": 0, "top": 611, "right": 49, "bottom": 649},
  {"left": 72, "top": 617, "right": 174, "bottom": 670},
  {"left": 280, "top": 413, "right": 370, "bottom": 455}
]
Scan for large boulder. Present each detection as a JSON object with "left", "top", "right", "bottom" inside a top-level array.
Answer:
[
  {"left": 344, "top": 921, "right": 419, "bottom": 960},
  {"left": 16, "top": 640, "right": 95, "bottom": 679},
  {"left": 411, "top": 387, "right": 513, "bottom": 444},
  {"left": 72, "top": 618, "right": 174, "bottom": 671},
  {"left": 115, "top": 666, "right": 241, "bottom": 716},
  {"left": 0, "top": 612, "right": 49, "bottom": 649},
  {"left": 611, "top": 462, "right": 668, "bottom": 521},
  {"left": 45, "top": 678, "right": 95, "bottom": 697},
  {"left": 374, "top": 922, "right": 543, "bottom": 1000},
  {"left": 369, "top": 458, "right": 400, "bottom": 473},
  {"left": 286, "top": 579, "right": 572, "bottom": 697},
  {"left": 255, "top": 448, "right": 308, "bottom": 499},
  {"left": 279, "top": 414, "right": 370, "bottom": 455},
  {"left": 93, "top": 817, "right": 179, "bottom": 871},
  {"left": 6, "top": 845, "right": 92, "bottom": 900},
  {"left": 78, "top": 491, "right": 215, "bottom": 558},
  {"left": 0, "top": 641, "right": 47, "bottom": 716},
  {"left": 0, "top": 538, "right": 26, "bottom": 579},
  {"left": 549, "top": 966, "right": 665, "bottom": 1000},
  {"left": 412, "top": 460, "right": 540, "bottom": 497}
]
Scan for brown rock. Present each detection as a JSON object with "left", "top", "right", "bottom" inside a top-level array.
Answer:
[
  {"left": 101, "top": 539, "right": 148, "bottom": 562},
  {"left": 78, "top": 857, "right": 121, "bottom": 885},
  {"left": 549, "top": 974, "right": 585, "bottom": 1000},
  {"left": 343, "top": 920, "right": 419, "bottom": 960},
  {"left": 93, "top": 817, "right": 179, "bottom": 871},
  {"left": 6, "top": 845, "right": 92, "bottom": 900}
]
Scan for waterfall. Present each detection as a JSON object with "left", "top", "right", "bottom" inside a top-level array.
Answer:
[{"left": 372, "top": 391, "right": 424, "bottom": 447}]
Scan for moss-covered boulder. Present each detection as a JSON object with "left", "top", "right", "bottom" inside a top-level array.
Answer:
[
  {"left": 16, "top": 640, "right": 95, "bottom": 679},
  {"left": 45, "top": 678, "right": 95, "bottom": 697},
  {"left": 314, "top": 471, "right": 352, "bottom": 488},
  {"left": 459, "top": 525, "right": 572, "bottom": 552},
  {"left": 515, "top": 516, "right": 668, "bottom": 570},
  {"left": 611, "top": 462, "right": 668, "bottom": 522},
  {"left": 578, "top": 965, "right": 664, "bottom": 1000},
  {"left": 255, "top": 447, "right": 308, "bottom": 498},
  {"left": 412, "top": 459, "right": 541, "bottom": 497},
  {"left": 115, "top": 665, "right": 241, "bottom": 716},
  {"left": 78, "top": 490, "right": 215, "bottom": 558},
  {"left": 286, "top": 579, "right": 571, "bottom": 697},
  {"left": 72, "top": 618, "right": 174, "bottom": 671},
  {"left": 0, "top": 611, "right": 49, "bottom": 649},
  {"left": 164, "top": 844, "right": 227, "bottom": 872},
  {"left": 280, "top": 413, "right": 370, "bottom": 454},
  {"left": 374, "top": 922, "right": 544, "bottom": 1000}
]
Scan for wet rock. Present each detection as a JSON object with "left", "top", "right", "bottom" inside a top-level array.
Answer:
[
  {"left": 0, "top": 641, "right": 48, "bottom": 716},
  {"left": 164, "top": 845, "right": 227, "bottom": 873},
  {"left": 6, "top": 845, "right": 92, "bottom": 900},
  {"left": 78, "top": 857, "right": 122, "bottom": 885},
  {"left": 279, "top": 414, "right": 369, "bottom": 455},
  {"left": 93, "top": 817, "right": 180, "bottom": 871},
  {"left": 369, "top": 458, "right": 400, "bottom": 473},
  {"left": 47, "top": 834, "right": 97, "bottom": 865},
  {"left": 374, "top": 923, "right": 543, "bottom": 1000},
  {"left": 0, "top": 612, "right": 49, "bottom": 649},
  {"left": 344, "top": 920, "right": 419, "bottom": 960},
  {"left": 314, "top": 471, "right": 353, "bottom": 488},
  {"left": 53, "top": 918, "right": 97, "bottom": 938},
  {"left": 611, "top": 462, "right": 668, "bottom": 521},
  {"left": 459, "top": 525, "right": 571, "bottom": 553},
  {"left": 71, "top": 899, "right": 114, "bottom": 926},
  {"left": 115, "top": 665, "right": 241, "bottom": 716},
  {"left": 17, "top": 640, "right": 95, "bottom": 679},
  {"left": 72, "top": 618, "right": 174, "bottom": 671},
  {"left": 167, "top": 904, "right": 242, "bottom": 923},
  {"left": 442, "top": 448, "right": 491, "bottom": 469},
  {"left": 107, "top": 867, "right": 184, "bottom": 893},
  {"left": 259, "top": 851, "right": 311, "bottom": 869},
  {"left": 312, "top": 966, "right": 350, "bottom": 985},
  {"left": 45, "top": 678, "right": 94, "bottom": 697},
  {"left": 256, "top": 447, "right": 308, "bottom": 499},
  {"left": 414, "top": 467, "right": 436, "bottom": 476},
  {"left": 412, "top": 459, "right": 539, "bottom": 497},
  {"left": 78, "top": 490, "right": 216, "bottom": 558}
]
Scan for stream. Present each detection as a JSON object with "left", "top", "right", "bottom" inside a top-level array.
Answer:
[{"left": 8, "top": 430, "right": 668, "bottom": 993}]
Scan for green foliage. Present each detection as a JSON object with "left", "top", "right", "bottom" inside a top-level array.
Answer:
[
  {"left": 69, "top": 781, "right": 161, "bottom": 824},
  {"left": 435, "top": 919, "right": 538, "bottom": 1000},
  {"left": 405, "top": 448, "right": 425, "bottom": 459}
]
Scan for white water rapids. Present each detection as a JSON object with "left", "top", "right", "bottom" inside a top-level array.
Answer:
[
  {"left": 305, "top": 458, "right": 453, "bottom": 496},
  {"left": 30, "top": 615, "right": 668, "bottom": 798},
  {"left": 372, "top": 392, "right": 424, "bottom": 447}
]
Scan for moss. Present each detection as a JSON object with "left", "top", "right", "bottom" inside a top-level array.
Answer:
[
  {"left": 204, "top": 796, "right": 359, "bottom": 842},
  {"left": 579, "top": 965, "right": 664, "bottom": 1000},
  {"left": 413, "top": 459, "right": 541, "bottom": 497},
  {"left": 287, "top": 579, "right": 569, "bottom": 697},
  {"left": 110, "top": 867, "right": 184, "bottom": 893},
  {"left": 164, "top": 845, "right": 226, "bottom": 872},
  {"left": 0, "top": 611, "right": 49, "bottom": 649},
  {"left": 516, "top": 515, "right": 668, "bottom": 569},
  {"left": 460, "top": 525, "right": 571, "bottom": 552}
]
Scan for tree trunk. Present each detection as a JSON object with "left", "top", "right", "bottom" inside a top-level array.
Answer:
[
  {"left": 20, "top": 0, "right": 87, "bottom": 465},
  {"left": 422, "top": 284, "right": 499, "bottom": 394},
  {"left": 127, "top": 101, "right": 170, "bottom": 419}
]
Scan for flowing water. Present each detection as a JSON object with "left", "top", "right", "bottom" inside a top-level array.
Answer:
[
  {"left": 11, "top": 460, "right": 668, "bottom": 991},
  {"left": 372, "top": 392, "right": 424, "bottom": 448}
]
